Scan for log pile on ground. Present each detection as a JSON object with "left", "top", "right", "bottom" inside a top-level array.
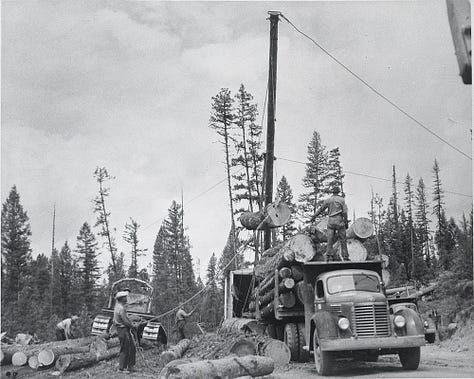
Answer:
[
  {"left": 1, "top": 335, "right": 122, "bottom": 375},
  {"left": 247, "top": 218, "right": 375, "bottom": 321}
]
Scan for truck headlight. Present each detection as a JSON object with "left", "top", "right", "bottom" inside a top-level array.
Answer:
[
  {"left": 338, "top": 317, "right": 350, "bottom": 330},
  {"left": 394, "top": 315, "right": 406, "bottom": 328}
]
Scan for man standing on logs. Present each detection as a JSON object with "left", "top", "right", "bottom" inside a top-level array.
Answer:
[
  {"left": 312, "top": 186, "right": 349, "bottom": 262},
  {"left": 55, "top": 315, "right": 79, "bottom": 341},
  {"left": 113, "top": 291, "right": 137, "bottom": 373},
  {"left": 175, "top": 306, "right": 194, "bottom": 341}
]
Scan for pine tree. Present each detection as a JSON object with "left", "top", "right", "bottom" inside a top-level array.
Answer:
[
  {"left": 203, "top": 253, "right": 221, "bottom": 327},
  {"left": 76, "top": 222, "right": 100, "bottom": 311},
  {"left": 299, "top": 131, "right": 329, "bottom": 224},
  {"left": 432, "top": 159, "right": 444, "bottom": 235},
  {"left": 232, "top": 84, "right": 261, "bottom": 216},
  {"left": 123, "top": 218, "right": 147, "bottom": 278},
  {"left": 1, "top": 186, "right": 32, "bottom": 303},
  {"left": 93, "top": 167, "right": 118, "bottom": 281},
  {"left": 161, "top": 201, "right": 196, "bottom": 306},
  {"left": 210, "top": 89, "right": 238, "bottom": 260},
  {"left": 403, "top": 174, "right": 415, "bottom": 280},
  {"left": 151, "top": 225, "right": 172, "bottom": 313},
  {"left": 415, "top": 178, "right": 432, "bottom": 269},
  {"left": 276, "top": 176, "right": 297, "bottom": 241},
  {"left": 57, "top": 241, "right": 75, "bottom": 317},
  {"left": 327, "top": 147, "right": 345, "bottom": 194},
  {"left": 219, "top": 228, "right": 243, "bottom": 287}
]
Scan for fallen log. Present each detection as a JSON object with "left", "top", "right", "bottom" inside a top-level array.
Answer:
[
  {"left": 160, "top": 355, "right": 274, "bottom": 379},
  {"left": 1, "top": 336, "right": 97, "bottom": 358},
  {"left": 240, "top": 202, "right": 291, "bottom": 230},
  {"left": 229, "top": 338, "right": 256, "bottom": 356},
  {"left": 258, "top": 338, "right": 291, "bottom": 367},
  {"left": 55, "top": 346, "right": 120, "bottom": 373},
  {"left": 160, "top": 339, "right": 191, "bottom": 365},
  {"left": 28, "top": 354, "right": 39, "bottom": 369},
  {"left": 89, "top": 337, "right": 120, "bottom": 353},
  {"left": 12, "top": 351, "right": 28, "bottom": 366},
  {"left": 37, "top": 349, "right": 55, "bottom": 367}
]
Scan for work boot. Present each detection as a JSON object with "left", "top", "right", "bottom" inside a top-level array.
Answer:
[
  {"left": 119, "top": 369, "right": 130, "bottom": 374},
  {"left": 128, "top": 367, "right": 137, "bottom": 373}
]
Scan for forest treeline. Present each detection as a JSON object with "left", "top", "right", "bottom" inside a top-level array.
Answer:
[{"left": 1, "top": 84, "right": 472, "bottom": 340}]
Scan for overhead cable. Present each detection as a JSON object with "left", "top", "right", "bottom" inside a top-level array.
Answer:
[{"left": 279, "top": 13, "right": 471, "bottom": 161}]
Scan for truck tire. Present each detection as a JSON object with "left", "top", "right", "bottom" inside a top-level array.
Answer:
[
  {"left": 426, "top": 333, "right": 435, "bottom": 344},
  {"left": 297, "top": 323, "right": 310, "bottom": 362},
  {"left": 313, "top": 330, "right": 333, "bottom": 376},
  {"left": 284, "top": 323, "right": 299, "bottom": 361},
  {"left": 399, "top": 347, "right": 420, "bottom": 370}
]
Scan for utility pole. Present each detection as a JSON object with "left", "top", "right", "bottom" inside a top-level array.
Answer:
[
  {"left": 264, "top": 11, "right": 281, "bottom": 251},
  {"left": 50, "top": 203, "right": 56, "bottom": 316}
]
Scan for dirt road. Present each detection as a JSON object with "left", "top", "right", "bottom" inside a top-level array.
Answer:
[{"left": 3, "top": 342, "right": 473, "bottom": 378}]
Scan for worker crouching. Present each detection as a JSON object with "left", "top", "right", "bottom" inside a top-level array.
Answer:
[{"left": 113, "top": 291, "right": 137, "bottom": 373}]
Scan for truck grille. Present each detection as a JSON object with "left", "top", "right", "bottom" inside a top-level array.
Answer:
[
  {"left": 353, "top": 303, "right": 390, "bottom": 337},
  {"left": 330, "top": 305, "right": 341, "bottom": 313}
]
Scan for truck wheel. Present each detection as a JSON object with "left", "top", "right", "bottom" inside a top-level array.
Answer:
[
  {"left": 284, "top": 323, "right": 299, "bottom": 361},
  {"left": 297, "top": 323, "right": 310, "bottom": 362},
  {"left": 313, "top": 330, "right": 333, "bottom": 376},
  {"left": 426, "top": 333, "right": 435, "bottom": 344},
  {"left": 275, "top": 325, "right": 284, "bottom": 341},
  {"left": 399, "top": 347, "right": 420, "bottom": 370}
]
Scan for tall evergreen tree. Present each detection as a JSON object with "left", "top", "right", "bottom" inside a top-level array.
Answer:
[
  {"left": 151, "top": 226, "right": 171, "bottom": 313},
  {"left": 123, "top": 218, "right": 147, "bottom": 278},
  {"left": 210, "top": 88, "right": 238, "bottom": 260},
  {"left": 403, "top": 174, "right": 415, "bottom": 279},
  {"left": 432, "top": 159, "right": 444, "bottom": 235},
  {"left": 161, "top": 201, "right": 196, "bottom": 306},
  {"left": 276, "top": 176, "right": 297, "bottom": 241},
  {"left": 299, "top": 131, "right": 329, "bottom": 224},
  {"left": 202, "top": 253, "right": 221, "bottom": 326},
  {"left": 76, "top": 222, "right": 100, "bottom": 311},
  {"left": 232, "top": 84, "right": 261, "bottom": 216},
  {"left": 327, "top": 147, "right": 345, "bottom": 194},
  {"left": 57, "top": 242, "right": 75, "bottom": 317},
  {"left": 93, "top": 167, "right": 118, "bottom": 281},
  {"left": 415, "top": 178, "right": 432, "bottom": 269},
  {"left": 1, "top": 186, "right": 32, "bottom": 303}
]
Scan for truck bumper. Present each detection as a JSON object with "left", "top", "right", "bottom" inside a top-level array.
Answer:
[{"left": 321, "top": 335, "right": 425, "bottom": 351}]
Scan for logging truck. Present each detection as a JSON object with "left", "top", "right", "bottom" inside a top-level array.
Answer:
[
  {"left": 225, "top": 258, "right": 425, "bottom": 376},
  {"left": 91, "top": 278, "right": 167, "bottom": 346}
]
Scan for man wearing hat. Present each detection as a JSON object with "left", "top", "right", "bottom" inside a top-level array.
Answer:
[
  {"left": 55, "top": 315, "right": 79, "bottom": 341},
  {"left": 312, "top": 185, "right": 349, "bottom": 261},
  {"left": 113, "top": 291, "right": 136, "bottom": 373}
]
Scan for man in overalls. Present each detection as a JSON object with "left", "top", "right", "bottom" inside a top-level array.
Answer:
[{"left": 313, "top": 186, "right": 349, "bottom": 261}]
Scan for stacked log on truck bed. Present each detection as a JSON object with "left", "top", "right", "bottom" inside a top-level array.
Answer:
[{"left": 246, "top": 217, "right": 375, "bottom": 320}]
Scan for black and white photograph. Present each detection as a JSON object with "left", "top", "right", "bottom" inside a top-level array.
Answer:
[{"left": 1, "top": 1, "right": 472, "bottom": 378}]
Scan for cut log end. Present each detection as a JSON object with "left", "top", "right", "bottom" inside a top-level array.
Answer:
[
  {"left": 38, "top": 349, "right": 55, "bottom": 367},
  {"left": 12, "top": 351, "right": 28, "bottom": 366}
]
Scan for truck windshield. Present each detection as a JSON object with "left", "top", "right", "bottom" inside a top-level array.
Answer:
[{"left": 327, "top": 273, "right": 380, "bottom": 294}]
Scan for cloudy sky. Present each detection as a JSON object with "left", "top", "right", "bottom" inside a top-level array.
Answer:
[{"left": 2, "top": 0, "right": 471, "bottom": 278}]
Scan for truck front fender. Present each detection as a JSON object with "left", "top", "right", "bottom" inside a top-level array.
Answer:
[
  {"left": 393, "top": 307, "right": 425, "bottom": 336},
  {"left": 311, "top": 311, "right": 338, "bottom": 343}
]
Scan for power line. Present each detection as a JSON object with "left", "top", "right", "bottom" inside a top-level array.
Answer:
[
  {"left": 279, "top": 13, "right": 472, "bottom": 161},
  {"left": 276, "top": 156, "right": 472, "bottom": 198}
]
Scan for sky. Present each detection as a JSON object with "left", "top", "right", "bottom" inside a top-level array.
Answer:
[{"left": 1, "top": 0, "right": 472, "bottom": 279}]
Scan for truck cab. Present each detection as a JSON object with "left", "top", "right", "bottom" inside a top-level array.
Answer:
[{"left": 303, "top": 261, "right": 425, "bottom": 375}]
